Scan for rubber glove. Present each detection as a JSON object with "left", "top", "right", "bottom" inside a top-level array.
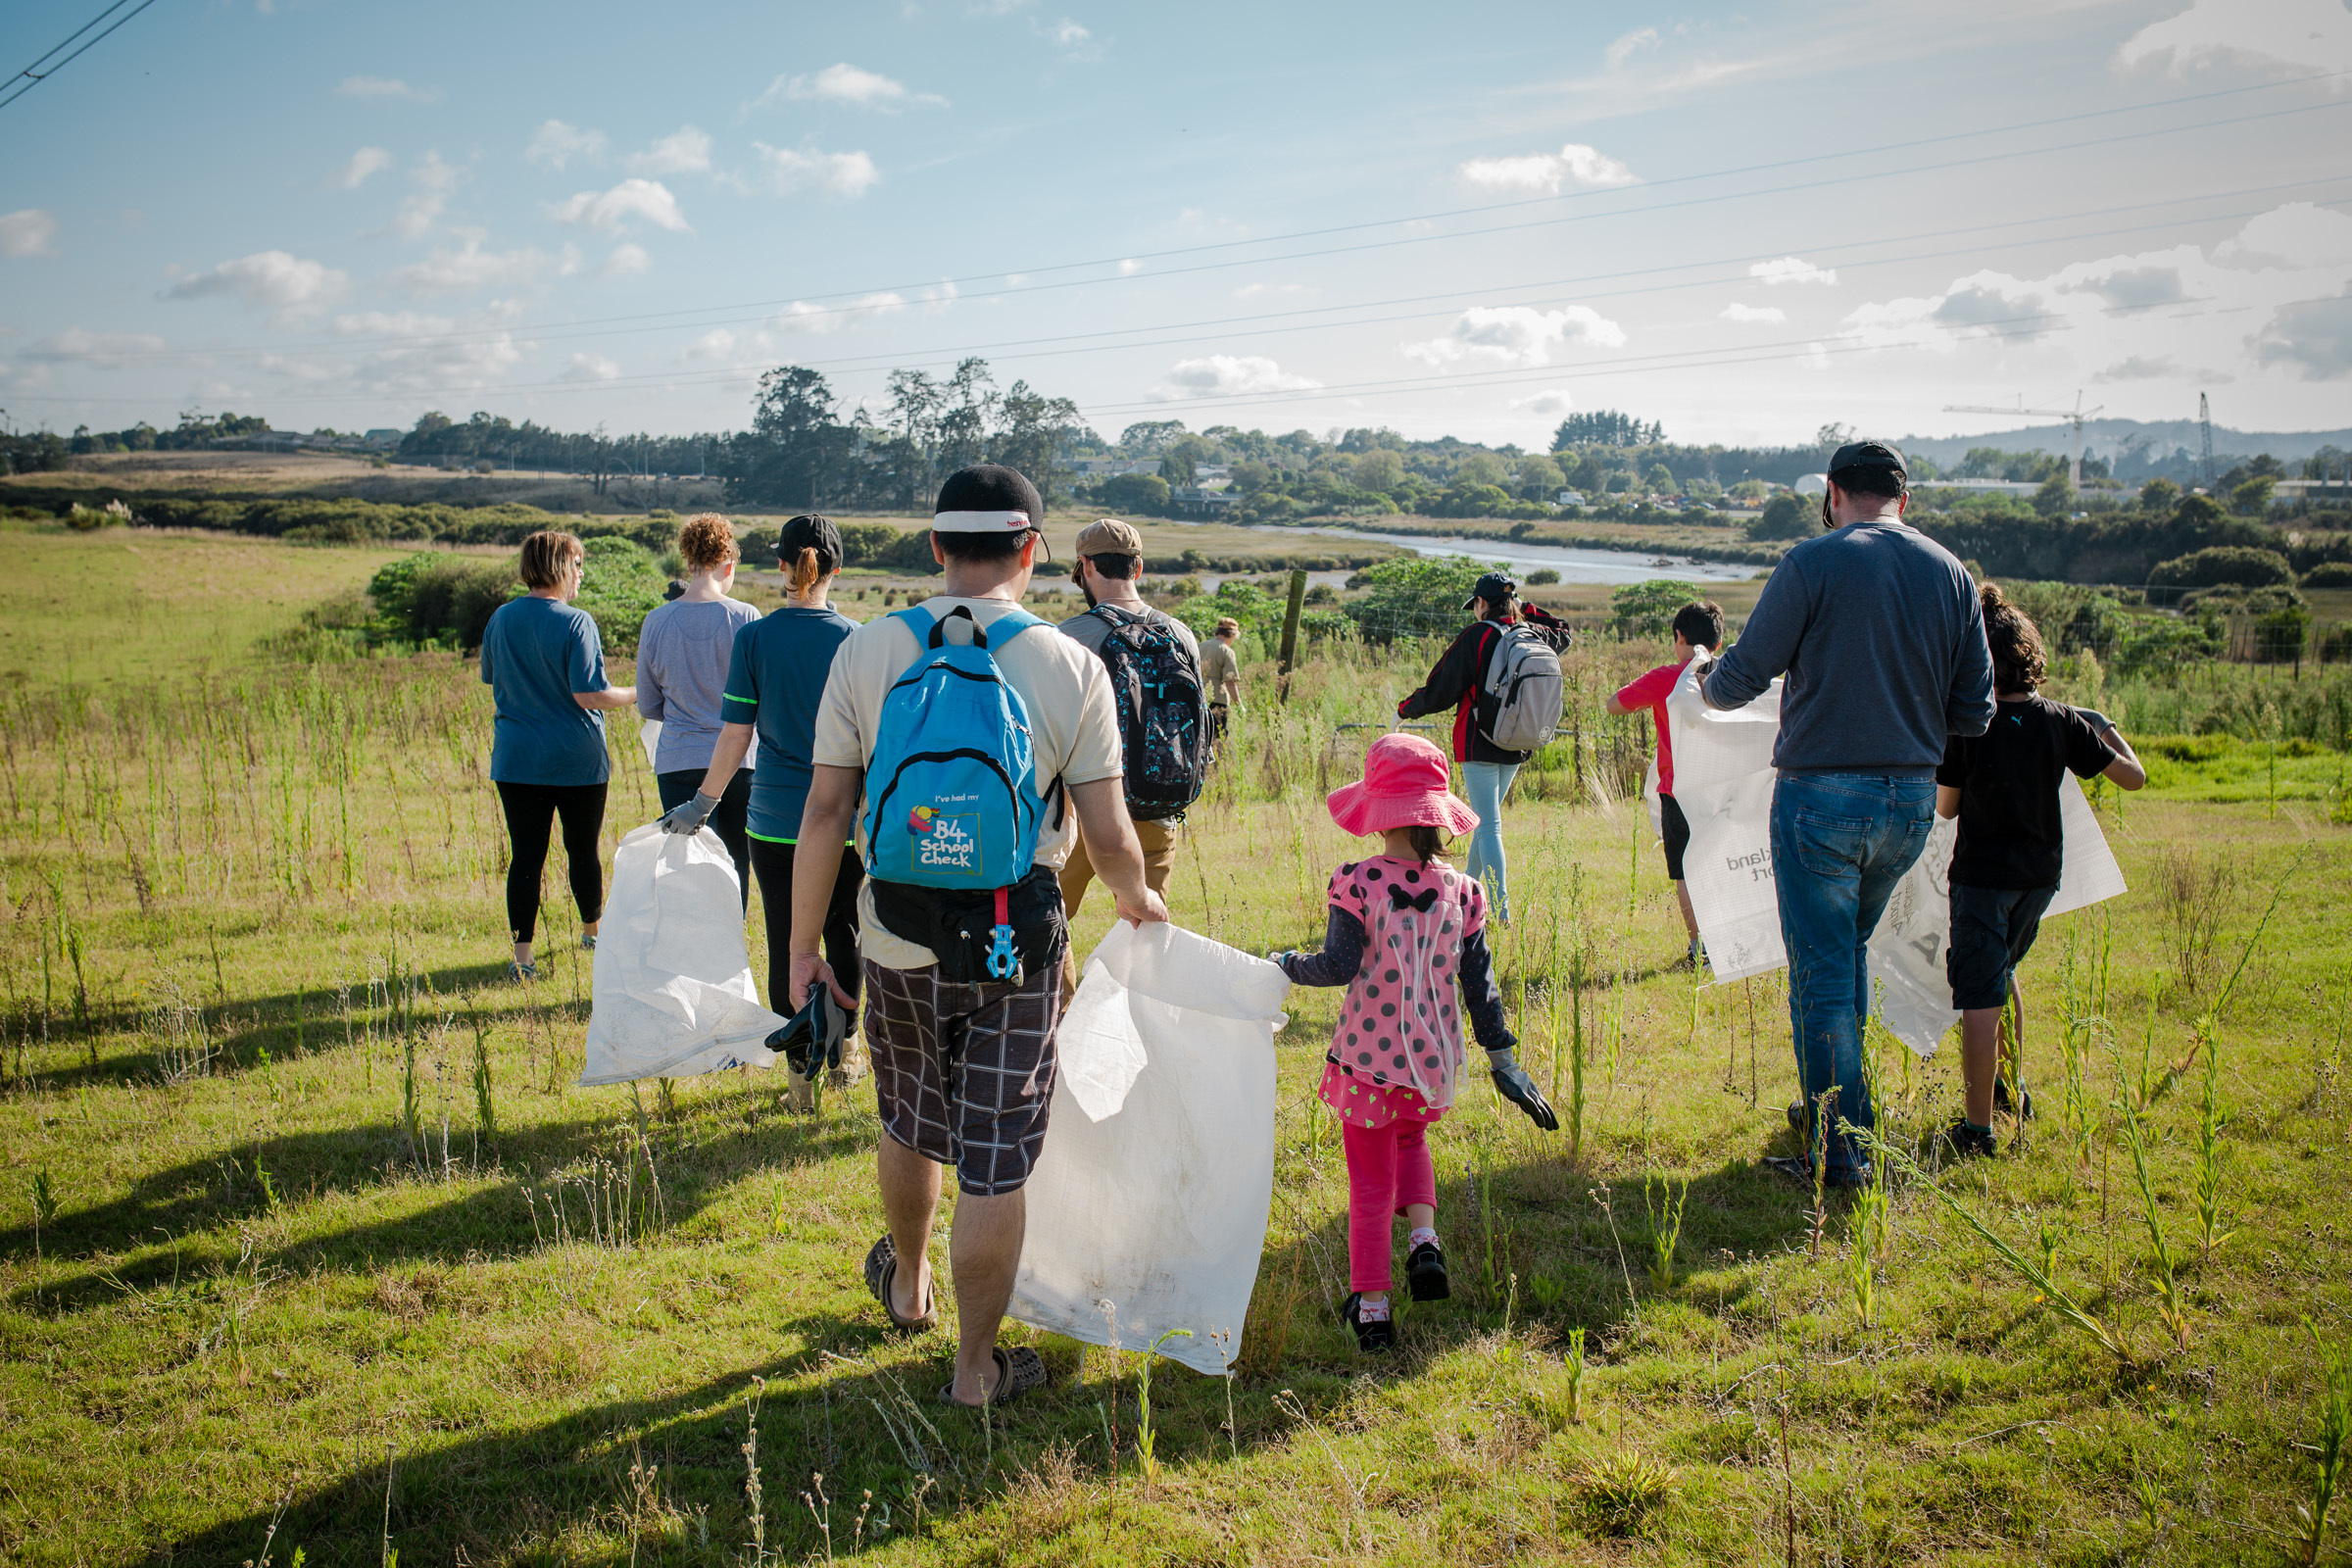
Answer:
[
  {"left": 660, "top": 792, "right": 719, "bottom": 835},
  {"left": 1488, "top": 1047, "right": 1559, "bottom": 1131},
  {"left": 768, "top": 986, "right": 847, "bottom": 1077}
]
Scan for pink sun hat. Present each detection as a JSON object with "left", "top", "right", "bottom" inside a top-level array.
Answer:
[{"left": 1326, "top": 732, "right": 1482, "bottom": 838}]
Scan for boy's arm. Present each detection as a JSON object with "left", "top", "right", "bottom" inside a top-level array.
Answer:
[
  {"left": 2097, "top": 722, "right": 2146, "bottom": 791},
  {"left": 1397, "top": 624, "right": 1482, "bottom": 719},
  {"left": 1936, "top": 785, "right": 1962, "bottom": 820},
  {"left": 1275, "top": 907, "right": 1365, "bottom": 987}
]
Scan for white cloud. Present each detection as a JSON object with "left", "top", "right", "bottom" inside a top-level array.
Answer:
[
  {"left": 331, "top": 310, "right": 455, "bottom": 337},
  {"left": 1152, "top": 355, "right": 1320, "bottom": 400},
  {"left": 0, "top": 209, "right": 60, "bottom": 258},
  {"left": 1510, "top": 389, "right": 1574, "bottom": 416},
  {"left": 1604, "top": 26, "right": 1659, "bottom": 69},
  {"left": 2256, "top": 287, "right": 2352, "bottom": 378},
  {"left": 1457, "top": 143, "right": 1638, "bottom": 195},
  {"left": 1402, "top": 305, "right": 1626, "bottom": 368},
  {"left": 1750, "top": 256, "right": 1838, "bottom": 286},
  {"left": 771, "top": 291, "right": 910, "bottom": 332},
  {"left": 2214, "top": 201, "right": 2352, "bottom": 270},
  {"left": 2118, "top": 0, "right": 2352, "bottom": 86},
  {"left": 385, "top": 239, "right": 563, "bottom": 296},
  {"left": 23, "top": 328, "right": 166, "bottom": 364},
  {"left": 1721, "top": 302, "right": 1787, "bottom": 323},
  {"left": 562, "top": 353, "right": 623, "bottom": 382},
  {"left": 684, "top": 328, "right": 738, "bottom": 360},
  {"left": 761, "top": 62, "right": 945, "bottom": 110},
  {"left": 525, "top": 120, "right": 607, "bottom": 171},
  {"left": 166, "top": 250, "right": 349, "bottom": 315},
  {"left": 601, "top": 243, "right": 651, "bottom": 277},
  {"left": 1048, "top": 18, "right": 1093, "bottom": 49},
  {"left": 383, "top": 151, "right": 461, "bottom": 239},
  {"left": 745, "top": 143, "right": 880, "bottom": 199},
  {"left": 548, "top": 177, "right": 691, "bottom": 233},
  {"left": 1117, "top": 258, "right": 1143, "bottom": 275},
  {"left": 627, "top": 126, "right": 712, "bottom": 175},
  {"left": 330, "top": 147, "right": 393, "bottom": 190},
  {"left": 336, "top": 75, "right": 440, "bottom": 103}
]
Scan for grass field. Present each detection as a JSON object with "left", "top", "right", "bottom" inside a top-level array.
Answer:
[{"left": 3, "top": 524, "right": 2351, "bottom": 1565}]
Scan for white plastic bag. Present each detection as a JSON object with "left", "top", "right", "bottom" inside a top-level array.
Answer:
[
  {"left": 580, "top": 823, "right": 786, "bottom": 1085},
  {"left": 637, "top": 717, "right": 662, "bottom": 772},
  {"left": 1007, "top": 922, "right": 1291, "bottom": 1377},
  {"left": 1664, "top": 655, "right": 2129, "bottom": 1055}
]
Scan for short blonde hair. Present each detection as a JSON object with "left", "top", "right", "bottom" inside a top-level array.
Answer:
[
  {"left": 1214, "top": 617, "right": 1241, "bottom": 637},
  {"left": 677, "top": 513, "right": 738, "bottom": 571},
  {"left": 518, "top": 530, "right": 582, "bottom": 590}
]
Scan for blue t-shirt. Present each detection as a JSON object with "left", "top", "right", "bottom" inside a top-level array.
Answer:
[
  {"left": 479, "top": 596, "right": 612, "bottom": 786},
  {"left": 721, "top": 604, "right": 857, "bottom": 841}
]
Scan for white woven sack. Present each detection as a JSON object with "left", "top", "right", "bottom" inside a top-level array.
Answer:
[
  {"left": 580, "top": 824, "right": 785, "bottom": 1085},
  {"left": 1008, "top": 921, "right": 1290, "bottom": 1378}
]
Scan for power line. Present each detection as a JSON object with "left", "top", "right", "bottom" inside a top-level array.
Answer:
[
  {"left": 68, "top": 74, "right": 2352, "bottom": 370},
  {"left": 0, "top": 0, "right": 164, "bottom": 113}
]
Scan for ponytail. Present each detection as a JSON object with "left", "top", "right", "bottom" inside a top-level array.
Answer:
[{"left": 787, "top": 546, "right": 823, "bottom": 597}]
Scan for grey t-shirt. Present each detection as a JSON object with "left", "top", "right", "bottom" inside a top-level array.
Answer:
[
  {"left": 1058, "top": 602, "right": 1201, "bottom": 664},
  {"left": 635, "top": 596, "right": 762, "bottom": 774}
]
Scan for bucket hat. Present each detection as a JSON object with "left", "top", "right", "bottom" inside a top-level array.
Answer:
[{"left": 1326, "top": 732, "right": 1481, "bottom": 837}]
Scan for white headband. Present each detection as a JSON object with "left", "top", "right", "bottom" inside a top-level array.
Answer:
[{"left": 932, "top": 509, "right": 1032, "bottom": 532}]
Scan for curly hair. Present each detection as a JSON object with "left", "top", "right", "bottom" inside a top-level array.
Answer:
[
  {"left": 1981, "top": 581, "right": 2047, "bottom": 692},
  {"left": 676, "top": 513, "right": 739, "bottom": 572}
]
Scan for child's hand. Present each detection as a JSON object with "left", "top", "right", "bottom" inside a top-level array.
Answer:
[{"left": 1487, "top": 1047, "right": 1558, "bottom": 1131}]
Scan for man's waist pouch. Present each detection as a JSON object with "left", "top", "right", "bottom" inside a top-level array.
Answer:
[{"left": 869, "top": 863, "right": 1067, "bottom": 987}]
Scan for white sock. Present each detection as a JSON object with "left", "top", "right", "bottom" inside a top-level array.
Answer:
[
  {"left": 1409, "top": 1227, "right": 1439, "bottom": 1250},
  {"left": 1356, "top": 1293, "right": 1391, "bottom": 1321}
]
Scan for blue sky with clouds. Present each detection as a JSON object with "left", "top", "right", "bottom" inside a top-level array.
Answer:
[{"left": 4, "top": 0, "right": 2351, "bottom": 447}]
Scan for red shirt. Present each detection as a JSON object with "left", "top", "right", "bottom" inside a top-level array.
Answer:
[{"left": 1613, "top": 660, "right": 1690, "bottom": 797}]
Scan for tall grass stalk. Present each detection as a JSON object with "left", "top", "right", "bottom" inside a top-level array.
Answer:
[
  {"left": 1134, "top": 1327, "right": 1194, "bottom": 1490},
  {"left": 2194, "top": 1026, "right": 2231, "bottom": 1264},
  {"left": 2299, "top": 1322, "right": 2352, "bottom": 1566},
  {"left": 2117, "top": 1094, "right": 2190, "bottom": 1349},
  {"left": 1642, "top": 1171, "right": 1688, "bottom": 1289},
  {"left": 1848, "top": 1122, "right": 2133, "bottom": 1364},
  {"left": 467, "top": 1003, "right": 496, "bottom": 1152},
  {"left": 1564, "top": 1325, "right": 1588, "bottom": 1425}
]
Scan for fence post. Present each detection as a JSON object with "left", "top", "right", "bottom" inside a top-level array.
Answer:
[{"left": 1276, "top": 568, "right": 1307, "bottom": 701}]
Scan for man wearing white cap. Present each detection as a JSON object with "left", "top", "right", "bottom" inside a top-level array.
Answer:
[{"left": 789, "top": 463, "right": 1169, "bottom": 1409}]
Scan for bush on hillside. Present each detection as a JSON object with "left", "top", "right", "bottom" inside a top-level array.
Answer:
[
  {"left": 1746, "top": 492, "right": 1813, "bottom": 540},
  {"left": 2302, "top": 561, "right": 2352, "bottom": 588},
  {"left": 2147, "top": 546, "right": 2295, "bottom": 590},
  {"left": 1341, "top": 555, "right": 1489, "bottom": 645}
]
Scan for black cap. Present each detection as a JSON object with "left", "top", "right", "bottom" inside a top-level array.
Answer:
[
  {"left": 932, "top": 464, "right": 1043, "bottom": 529},
  {"left": 1461, "top": 571, "right": 1518, "bottom": 612},
  {"left": 1827, "top": 439, "right": 1908, "bottom": 481},
  {"left": 777, "top": 513, "right": 843, "bottom": 573}
]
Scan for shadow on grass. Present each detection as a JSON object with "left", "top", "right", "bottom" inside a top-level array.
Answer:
[{"left": 6, "top": 1095, "right": 874, "bottom": 1312}]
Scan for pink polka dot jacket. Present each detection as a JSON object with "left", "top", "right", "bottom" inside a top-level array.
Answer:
[{"left": 1276, "top": 855, "right": 1517, "bottom": 1130}]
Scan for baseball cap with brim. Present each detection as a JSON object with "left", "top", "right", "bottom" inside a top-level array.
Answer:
[
  {"left": 1460, "top": 570, "right": 1518, "bottom": 612},
  {"left": 932, "top": 464, "right": 1049, "bottom": 562},
  {"left": 1327, "top": 732, "right": 1482, "bottom": 838},
  {"left": 1826, "top": 439, "right": 1908, "bottom": 482},
  {"left": 777, "top": 513, "right": 844, "bottom": 571},
  {"left": 1074, "top": 517, "right": 1144, "bottom": 558}
]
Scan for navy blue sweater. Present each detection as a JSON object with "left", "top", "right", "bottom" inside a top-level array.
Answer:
[{"left": 1701, "top": 519, "right": 1994, "bottom": 773}]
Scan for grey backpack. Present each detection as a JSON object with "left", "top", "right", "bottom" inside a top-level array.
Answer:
[{"left": 1480, "top": 623, "right": 1565, "bottom": 752}]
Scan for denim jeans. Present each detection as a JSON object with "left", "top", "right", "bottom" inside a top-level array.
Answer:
[
  {"left": 1458, "top": 760, "right": 1520, "bottom": 922},
  {"left": 1770, "top": 772, "right": 1936, "bottom": 1177}
]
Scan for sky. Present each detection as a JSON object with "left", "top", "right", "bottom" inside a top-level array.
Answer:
[{"left": 4, "top": 0, "right": 2352, "bottom": 451}]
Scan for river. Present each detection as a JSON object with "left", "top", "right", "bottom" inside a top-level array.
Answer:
[{"left": 1248, "top": 524, "right": 1761, "bottom": 584}]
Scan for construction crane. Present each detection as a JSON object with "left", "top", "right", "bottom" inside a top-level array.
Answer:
[{"left": 1941, "top": 390, "right": 2105, "bottom": 489}]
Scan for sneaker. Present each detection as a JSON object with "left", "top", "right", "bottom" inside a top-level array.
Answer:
[
  {"left": 1992, "top": 1079, "right": 2034, "bottom": 1121},
  {"left": 1405, "top": 1241, "right": 1450, "bottom": 1302},
  {"left": 1940, "top": 1119, "right": 1999, "bottom": 1160},
  {"left": 1338, "top": 1293, "right": 1396, "bottom": 1353},
  {"left": 1682, "top": 936, "right": 1707, "bottom": 970},
  {"left": 581, "top": 933, "right": 598, "bottom": 953}
]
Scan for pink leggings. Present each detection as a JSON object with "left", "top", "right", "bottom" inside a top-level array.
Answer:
[{"left": 1343, "top": 1114, "right": 1441, "bottom": 1293}]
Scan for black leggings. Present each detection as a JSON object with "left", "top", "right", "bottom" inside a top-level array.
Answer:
[
  {"left": 657, "top": 768, "right": 753, "bottom": 910},
  {"left": 495, "top": 781, "right": 609, "bottom": 945},
  {"left": 748, "top": 837, "right": 865, "bottom": 1011}
]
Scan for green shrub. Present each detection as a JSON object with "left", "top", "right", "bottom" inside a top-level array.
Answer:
[
  {"left": 1746, "top": 492, "right": 1813, "bottom": 540},
  {"left": 1341, "top": 555, "right": 1488, "bottom": 644},
  {"left": 2303, "top": 562, "right": 2352, "bottom": 588},
  {"left": 2148, "top": 546, "right": 2295, "bottom": 590}
]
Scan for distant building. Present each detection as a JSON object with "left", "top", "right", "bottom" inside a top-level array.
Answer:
[
  {"left": 1793, "top": 472, "right": 1829, "bottom": 496},
  {"left": 1555, "top": 489, "right": 1586, "bottom": 506},
  {"left": 1168, "top": 486, "right": 1236, "bottom": 519},
  {"left": 362, "top": 429, "right": 403, "bottom": 449},
  {"left": 1070, "top": 457, "right": 1160, "bottom": 478}
]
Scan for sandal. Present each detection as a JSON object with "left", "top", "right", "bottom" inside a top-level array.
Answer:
[
  {"left": 940, "top": 1345, "right": 1050, "bottom": 1408},
  {"left": 862, "top": 1235, "right": 935, "bottom": 1332}
]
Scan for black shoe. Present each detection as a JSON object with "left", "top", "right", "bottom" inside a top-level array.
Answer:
[
  {"left": 1339, "top": 1293, "right": 1396, "bottom": 1352},
  {"left": 1405, "top": 1241, "right": 1450, "bottom": 1301},
  {"left": 1992, "top": 1080, "right": 2035, "bottom": 1121},
  {"left": 1940, "top": 1119, "right": 1999, "bottom": 1159},
  {"left": 1761, "top": 1153, "right": 1873, "bottom": 1189},
  {"left": 1785, "top": 1101, "right": 1807, "bottom": 1135}
]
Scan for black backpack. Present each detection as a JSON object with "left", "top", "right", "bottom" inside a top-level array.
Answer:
[{"left": 1087, "top": 606, "right": 1212, "bottom": 820}]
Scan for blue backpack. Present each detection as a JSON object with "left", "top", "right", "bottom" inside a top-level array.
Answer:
[{"left": 862, "top": 603, "right": 1060, "bottom": 912}]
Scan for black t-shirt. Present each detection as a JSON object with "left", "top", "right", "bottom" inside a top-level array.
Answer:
[{"left": 1936, "top": 695, "right": 2117, "bottom": 890}]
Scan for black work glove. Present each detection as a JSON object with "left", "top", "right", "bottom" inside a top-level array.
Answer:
[
  {"left": 1488, "top": 1047, "right": 1558, "bottom": 1131},
  {"left": 768, "top": 986, "right": 847, "bottom": 1078}
]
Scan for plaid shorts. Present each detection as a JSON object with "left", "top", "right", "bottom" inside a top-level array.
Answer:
[{"left": 862, "top": 958, "right": 1063, "bottom": 1196}]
